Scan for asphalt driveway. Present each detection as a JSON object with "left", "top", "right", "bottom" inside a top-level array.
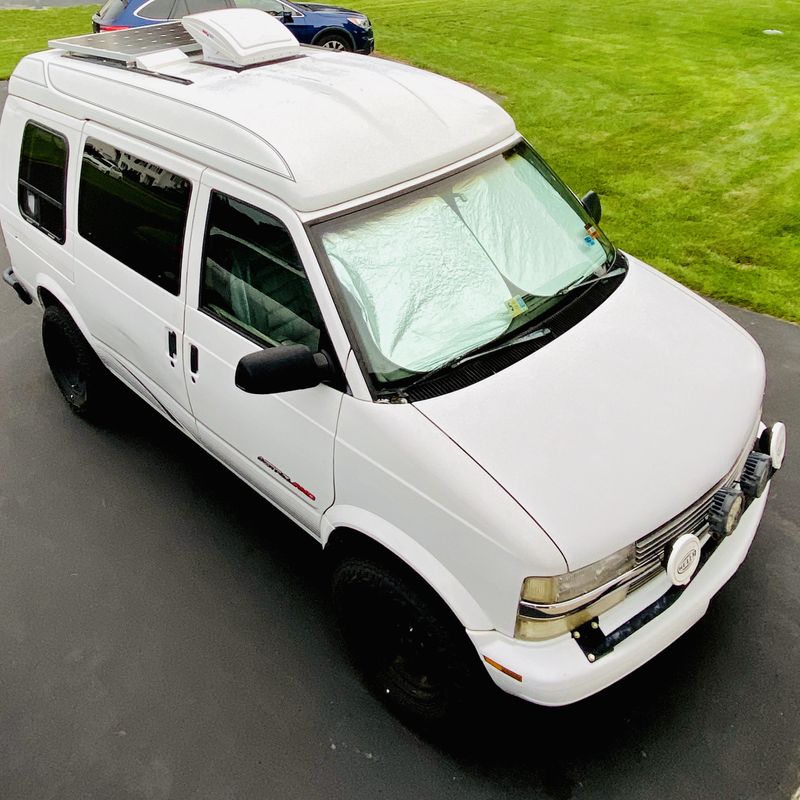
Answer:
[{"left": 0, "top": 79, "right": 798, "bottom": 800}]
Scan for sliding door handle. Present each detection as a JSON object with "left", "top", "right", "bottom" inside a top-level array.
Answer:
[
  {"left": 190, "top": 344, "right": 199, "bottom": 375},
  {"left": 167, "top": 330, "right": 177, "bottom": 359}
]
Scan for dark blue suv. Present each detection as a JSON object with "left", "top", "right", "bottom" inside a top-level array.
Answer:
[{"left": 92, "top": 0, "right": 375, "bottom": 53}]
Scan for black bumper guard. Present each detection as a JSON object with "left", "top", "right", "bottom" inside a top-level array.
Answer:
[{"left": 573, "top": 531, "right": 726, "bottom": 663}]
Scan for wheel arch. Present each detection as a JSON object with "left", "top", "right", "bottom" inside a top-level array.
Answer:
[
  {"left": 36, "top": 277, "right": 93, "bottom": 343},
  {"left": 311, "top": 26, "right": 355, "bottom": 50},
  {"left": 321, "top": 506, "right": 494, "bottom": 631}
]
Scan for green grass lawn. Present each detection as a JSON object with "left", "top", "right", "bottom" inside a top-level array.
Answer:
[
  {"left": 1, "top": 1, "right": 797, "bottom": 321},
  {"left": 360, "top": 0, "right": 800, "bottom": 321},
  {"left": 0, "top": 7, "right": 97, "bottom": 80}
]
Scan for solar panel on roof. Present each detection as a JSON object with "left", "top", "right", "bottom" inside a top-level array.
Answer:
[{"left": 48, "top": 22, "right": 201, "bottom": 67}]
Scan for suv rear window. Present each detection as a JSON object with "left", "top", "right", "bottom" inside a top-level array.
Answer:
[
  {"left": 95, "top": 0, "right": 129, "bottom": 22},
  {"left": 18, "top": 122, "right": 68, "bottom": 244},
  {"left": 171, "top": 0, "right": 228, "bottom": 17},
  {"left": 78, "top": 137, "right": 191, "bottom": 295},
  {"left": 137, "top": 0, "right": 175, "bottom": 18}
]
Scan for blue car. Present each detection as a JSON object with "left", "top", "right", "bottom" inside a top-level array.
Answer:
[{"left": 92, "top": 0, "right": 375, "bottom": 53}]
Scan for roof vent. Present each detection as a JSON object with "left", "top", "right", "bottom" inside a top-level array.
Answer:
[{"left": 182, "top": 9, "right": 301, "bottom": 67}]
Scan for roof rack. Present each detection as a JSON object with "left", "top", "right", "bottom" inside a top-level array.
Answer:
[
  {"left": 49, "top": 10, "right": 302, "bottom": 76},
  {"left": 49, "top": 22, "right": 201, "bottom": 67}
]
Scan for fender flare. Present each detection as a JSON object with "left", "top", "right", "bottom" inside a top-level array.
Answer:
[
  {"left": 36, "top": 273, "right": 93, "bottom": 343},
  {"left": 321, "top": 504, "right": 494, "bottom": 631}
]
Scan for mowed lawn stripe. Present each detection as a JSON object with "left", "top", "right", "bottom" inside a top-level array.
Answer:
[
  {"left": 363, "top": 0, "right": 800, "bottom": 321},
  {"left": 2, "top": 1, "right": 798, "bottom": 320}
]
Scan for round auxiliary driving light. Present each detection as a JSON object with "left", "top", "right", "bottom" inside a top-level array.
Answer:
[
  {"left": 740, "top": 452, "right": 772, "bottom": 499},
  {"left": 762, "top": 422, "right": 787, "bottom": 470},
  {"left": 708, "top": 487, "right": 745, "bottom": 539}
]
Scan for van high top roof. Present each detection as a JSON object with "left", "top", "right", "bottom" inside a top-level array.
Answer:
[{"left": 11, "top": 10, "right": 516, "bottom": 213}]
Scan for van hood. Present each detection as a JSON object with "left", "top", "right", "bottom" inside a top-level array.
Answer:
[{"left": 414, "top": 257, "right": 765, "bottom": 570}]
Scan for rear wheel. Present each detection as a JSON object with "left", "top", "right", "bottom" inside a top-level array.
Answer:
[
  {"left": 42, "top": 305, "right": 110, "bottom": 421},
  {"left": 314, "top": 31, "right": 352, "bottom": 52},
  {"left": 331, "top": 554, "right": 490, "bottom": 728}
]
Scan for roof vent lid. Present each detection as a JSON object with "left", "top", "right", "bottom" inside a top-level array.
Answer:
[{"left": 182, "top": 8, "right": 301, "bottom": 67}]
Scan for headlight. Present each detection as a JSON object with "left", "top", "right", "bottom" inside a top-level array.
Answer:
[
  {"left": 521, "top": 544, "right": 635, "bottom": 604},
  {"left": 516, "top": 545, "right": 635, "bottom": 641},
  {"left": 347, "top": 16, "right": 370, "bottom": 29}
]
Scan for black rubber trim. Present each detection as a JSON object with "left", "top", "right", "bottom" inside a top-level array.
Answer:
[
  {"left": 401, "top": 267, "right": 626, "bottom": 402},
  {"left": 3, "top": 268, "right": 33, "bottom": 305}
]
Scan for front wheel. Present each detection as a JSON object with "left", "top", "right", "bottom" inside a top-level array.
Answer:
[
  {"left": 314, "top": 31, "right": 353, "bottom": 52},
  {"left": 331, "top": 554, "right": 491, "bottom": 728}
]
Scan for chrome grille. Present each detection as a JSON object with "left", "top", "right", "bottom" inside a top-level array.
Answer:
[
  {"left": 635, "top": 496, "right": 715, "bottom": 567},
  {"left": 630, "top": 433, "right": 756, "bottom": 593}
]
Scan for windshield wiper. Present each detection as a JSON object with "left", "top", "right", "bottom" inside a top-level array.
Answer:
[
  {"left": 554, "top": 264, "right": 627, "bottom": 297},
  {"left": 456, "top": 325, "right": 551, "bottom": 365},
  {"left": 395, "top": 325, "right": 551, "bottom": 397}
]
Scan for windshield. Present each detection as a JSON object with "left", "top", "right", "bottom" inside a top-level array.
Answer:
[{"left": 314, "top": 142, "right": 615, "bottom": 386}]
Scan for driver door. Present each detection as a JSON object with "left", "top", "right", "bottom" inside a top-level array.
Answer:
[{"left": 183, "top": 172, "right": 343, "bottom": 534}]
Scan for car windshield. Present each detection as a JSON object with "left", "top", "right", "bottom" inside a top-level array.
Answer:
[{"left": 313, "top": 141, "right": 615, "bottom": 386}]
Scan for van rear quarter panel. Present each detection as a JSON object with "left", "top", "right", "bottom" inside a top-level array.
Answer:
[{"left": 0, "top": 94, "right": 83, "bottom": 300}]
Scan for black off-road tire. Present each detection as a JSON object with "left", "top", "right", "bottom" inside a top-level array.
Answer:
[
  {"left": 331, "top": 554, "right": 492, "bottom": 729},
  {"left": 42, "top": 305, "right": 111, "bottom": 421}
]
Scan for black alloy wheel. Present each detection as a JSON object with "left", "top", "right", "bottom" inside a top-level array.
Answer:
[
  {"left": 331, "top": 554, "right": 492, "bottom": 729},
  {"left": 42, "top": 305, "right": 110, "bottom": 421}
]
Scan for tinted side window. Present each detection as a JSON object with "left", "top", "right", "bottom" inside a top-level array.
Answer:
[
  {"left": 186, "top": 0, "right": 230, "bottom": 13},
  {"left": 18, "top": 122, "right": 67, "bottom": 243},
  {"left": 139, "top": 0, "right": 175, "bottom": 18},
  {"left": 170, "top": 0, "right": 226, "bottom": 15},
  {"left": 95, "top": 0, "right": 127, "bottom": 23},
  {"left": 201, "top": 191, "right": 321, "bottom": 351},
  {"left": 233, "top": 0, "right": 285, "bottom": 14},
  {"left": 78, "top": 138, "right": 191, "bottom": 295}
]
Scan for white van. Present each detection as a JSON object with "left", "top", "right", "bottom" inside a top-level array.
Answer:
[{"left": 0, "top": 9, "right": 787, "bottom": 726}]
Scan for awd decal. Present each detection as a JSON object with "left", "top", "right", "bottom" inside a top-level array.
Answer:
[{"left": 257, "top": 456, "right": 316, "bottom": 501}]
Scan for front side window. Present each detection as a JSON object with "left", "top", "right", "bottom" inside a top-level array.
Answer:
[
  {"left": 201, "top": 191, "right": 321, "bottom": 351},
  {"left": 313, "top": 141, "right": 616, "bottom": 386},
  {"left": 78, "top": 138, "right": 191, "bottom": 295},
  {"left": 18, "top": 122, "right": 68, "bottom": 243}
]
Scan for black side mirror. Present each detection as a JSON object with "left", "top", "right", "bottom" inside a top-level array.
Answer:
[
  {"left": 235, "top": 344, "right": 334, "bottom": 394},
  {"left": 581, "top": 190, "right": 602, "bottom": 224},
  {"left": 281, "top": 10, "right": 293, "bottom": 23}
]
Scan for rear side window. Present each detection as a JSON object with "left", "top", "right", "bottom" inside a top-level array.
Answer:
[
  {"left": 18, "top": 122, "right": 67, "bottom": 244},
  {"left": 137, "top": 0, "right": 174, "bottom": 19},
  {"left": 95, "top": 0, "right": 128, "bottom": 23},
  {"left": 78, "top": 138, "right": 191, "bottom": 295},
  {"left": 171, "top": 0, "right": 228, "bottom": 16},
  {"left": 201, "top": 191, "right": 321, "bottom": 351}
]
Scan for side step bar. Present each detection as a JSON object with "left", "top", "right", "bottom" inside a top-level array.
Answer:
[{"left": 2, "top": 268, "right": 33, "bottom": 305}]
